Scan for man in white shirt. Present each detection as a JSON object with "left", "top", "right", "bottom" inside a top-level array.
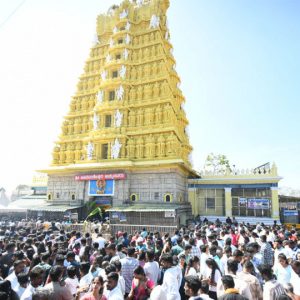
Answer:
[
  {"left": 14, "top": 272, "right": 29, "bottom": 298},
  {"left": 106, "top": 272, "right": 124, "bottom": 300},
  {"left": 79, "top": 262, "right": 93, "bottom": 289},
  {"left": 6, "top": 260, "right": 26, "bottom": 290},
  {"left": 21, "top": 267, "right": 44, "bottom": 300},
  {"left": 161, "top": 254, "right": 181, "bottom": 300},
  {"left": 260, "top": 264, "right": 285, "bottom": 300},
  {"left": 144, "top": 250, "right": 160, "bottom": 284}
]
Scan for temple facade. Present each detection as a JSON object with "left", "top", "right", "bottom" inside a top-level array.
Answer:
[{"left": 41, "top": 0, "right": 197, "bottom": 229}]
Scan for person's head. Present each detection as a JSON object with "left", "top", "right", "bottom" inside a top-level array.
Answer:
[
  {"left": 200, "top": 281, "right": 209, "bottom": 295},
  {"left": 113, "top": 260, "right": 122, "bottom": 273},
  {"left": 146, "top": 250, "right": 155, "bottom": 262},
  {"left": 13, "top": 260, "right": 25, "bottom": 275},
  {"left": 221, "top": 275, "right": 235, "bottom": 290},
  {"left": 67, "top": 265, "right": 76, "bottom": 279},
  {"left": 29, "top": 267, "right": 44, "bottom": 287},
  {"left": 160, "top": 254, "right": 173, "bottom": 269},
  {"left": 224, "top": 246, "right": 232, "bottom": 258},
  {"left": 66, "top": 251, "right": 75, "bottom": 262},
  {"left": 259, "top": 264, "right": 274, "bottom": 281},
  {"left": 216, "top": 247, "right": 223, "bottom": 259},
  {"left": 32, "top": 288, "right": 51, "bottom": 300},
  {"left": 233, "top": 249, "right": 244, "bottom": 262},
  {"left": 188, "top": 256, "right": 200, "bottom": 270},
  {"left": 127, "top": 247, "right": 135, "bottom": 257},
  {"left": 227, "top": 259, "right": 238, "bottom": 275},
  {"left": 17, "top": 272, "right": 29, "bottom": 288},
  {"left": 184, "top": 275, "right": 201, "bottom": 297},
  {"left": 80, "top": 262, "right": 90, "bottom": 277},
  {"left": 105, "top": 264, "right": 117, "bottom": 275},
  {"left": 184, "top": 244, "right": 192, "bottom": 254},
  {"left": 260, "top": 235, "right": 267, "bottom": 243},
  {"left": 49, "top": 266, "right": 63, "bottom": 282},
  {"left": 205, "top": 258, "right": 218, "bottom": 270},
  {"left": 106, "top": 272, "right": 119, "bottom": 291},
  {"left": 41, "top": 252, "right": 50, "bottom": 263},
  {"left": 91, "top": 276, "right": 104, "bottom": 294},
  {"left": 243, "top": 261, "right": 255, "bottom": 274},
  {"left": 274, "top": 238, "right": 283, "bottom": 249},
  {"left": 291, "top": 260, "right": 300, "bottom": 275},
  {"left": 278, "top": 253, "right": 289, "bottom": 267},
  {"left": 200, "top": 244, "right": 208, "bottom": 254},
  {"left": 106, "top": 243, "right": 116, "bottom": 256},
  {"left": 209, "top": 245, "right": 217, "bottom": 257},
  {"left": 133, "top": 265, "right": 146, "bottom": 280}
]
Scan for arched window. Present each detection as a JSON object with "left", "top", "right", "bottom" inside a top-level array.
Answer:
[
  {"left": 130, "top": 193, "right": 138, "bottom": 201},
  {"left": 164, "top": 193, "right": 172, "bottom": 202}
]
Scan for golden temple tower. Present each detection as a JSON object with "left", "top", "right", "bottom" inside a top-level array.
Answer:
[{"left": 44, "top": 0, "right": 196, "bottom": 228}]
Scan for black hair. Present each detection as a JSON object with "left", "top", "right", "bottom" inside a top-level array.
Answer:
[
  {"left": 206, "top": 258, "right": 222, "bottom": 283},
  {"left": 200, "top": 281, "right": 209, "bottom": 294},
  {"left": 105, "top": 264, "right": 117, "bottom": 275},
  {"left": 67, "top": 265, "right": 76, "bottom": 278},
  {"left": 113, "top": 260, "right": 122, "bottom": 272},
  {"left": 227, "top": 259, "right": 238, "bottom": 273},
  {"left": 49, "top": 266, "right": 63, "bottom": 282},
  {"left": 185, "top": 275, "right": 201, "bottom": 295},
  {"left": 107, "top": 272, "right": 119, "bottom": 282},
  {"left": 17, "top": 272, "right": 29, "bottom": 285},
  {"left": 146, "top": 250, "right": 155, "bottom": 261},
  {"left": 133, "top": 265, "right": 146, "bottom": 276},
  {"left": 221, "top": 275, "right": 235, "bottom": 289},
  {"left": 259, "top": 264, "right": 274, "bottom": 280},
  {"left": 80, "top": 262, "right": 90, "bottom": 275}
]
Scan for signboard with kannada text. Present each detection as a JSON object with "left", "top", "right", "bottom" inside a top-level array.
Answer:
[{"left": 75, "top": 173, "right": 125, "bottom": 181}]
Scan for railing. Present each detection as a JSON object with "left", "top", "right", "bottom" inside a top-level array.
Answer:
[{"left": 110, "top": 223, "right": 177, "bottom": 235}]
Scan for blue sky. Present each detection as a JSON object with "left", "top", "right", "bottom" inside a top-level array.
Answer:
[{"left": 0, "top": 0, "right": 299, "bottom": 192}]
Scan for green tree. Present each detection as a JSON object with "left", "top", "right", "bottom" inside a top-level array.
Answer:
[{"left": 204, "top": 153, "right": 231, "bottom": 173}]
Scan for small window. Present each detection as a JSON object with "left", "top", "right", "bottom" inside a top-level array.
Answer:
[
  {"left": 118, "top": 39, "right": 123, "bottom": 44},
  {"left": 71, "top": 194, "right": 75, "bottom": 200},
  {"left": 164, "top": 193, "right": 172, "bottom": 202},
  {"left": 130, "top": 193, "right": 138, "bottom": 201},
  {"left": 112, "top": 70, "right": 118, "bottom": 78},
  {"left": 154, "top": 192, "right": 159, "bottom": 200},
  {"left": 47, "top": 193, "right": 52, "bottom": 200},
  {"left": 101, "top": 143, "right": 108, "bottom": 159},
  {"left": 56, "top": 193, "right": 60, "bottom": 199},
  {"left": 115, "top": 54, "right": 121, "bottom": 60},
  {"left": 109, "top": 91, "right": 115, "bottom": 101},
  {"left": 105, "top": 115, "right": 111, "bottom": 127},
  {"left": 206, "top": 197, "right": 215, "bottom": 209}
]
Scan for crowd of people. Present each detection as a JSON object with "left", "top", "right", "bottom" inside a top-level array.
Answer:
[{"left": 0, "top": 217, "right": 299, "bottom": 300}]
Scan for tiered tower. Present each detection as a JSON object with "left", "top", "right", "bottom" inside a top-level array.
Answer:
[
  {"left": 44, "top": 0, "right": 196, "bottom": 227},
  {"left": 52, "top": 0, "right": 191, "bottom": 168}
]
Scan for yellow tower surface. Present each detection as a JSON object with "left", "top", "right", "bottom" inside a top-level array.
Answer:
[
  {"left": 41, "top": 0, "right": 197, "bottom": 228},
  {"left": 50, "top": 0, "right": 192, "bottom": 170}
]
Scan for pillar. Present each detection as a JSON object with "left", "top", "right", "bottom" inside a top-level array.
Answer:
[
  {"left": 225, "top": 187, "right": 232, "bottom": 217},
  {"left": 271, "top": 187, "right": 280, "bottom": 220}
]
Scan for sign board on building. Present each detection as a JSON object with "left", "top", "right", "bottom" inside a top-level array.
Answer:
[
  {"left": 88, "top": 180, "right": 114, "bottom": 196},
  {"left": 95, "top": 198, "right": 112, "bottom": 206},
  {"left": 111, "top": 212, "right": 119, "bottom": 219},
  {"left": 165, "top": 211, "right": 175, "bottom": 218},
  {"left": 239, "top": 198, "right": 247, "bottom": 205},
  {"left": 75, "top": 173, "right": 125, "bottom": 181},
  {"left": 247, "top": 198, "right": 270, "bottom": 209},
  {"left": 283, "top": 210, "right": 298, "bottom": 217}
]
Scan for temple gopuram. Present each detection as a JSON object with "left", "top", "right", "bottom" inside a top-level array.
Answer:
[{"left": 41, "top": 0, "right": 198, "bottom": 231}]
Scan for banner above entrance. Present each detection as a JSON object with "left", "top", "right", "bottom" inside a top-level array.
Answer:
[{"left": 75, "top": 173, "right": 126, "bottom": 181}]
